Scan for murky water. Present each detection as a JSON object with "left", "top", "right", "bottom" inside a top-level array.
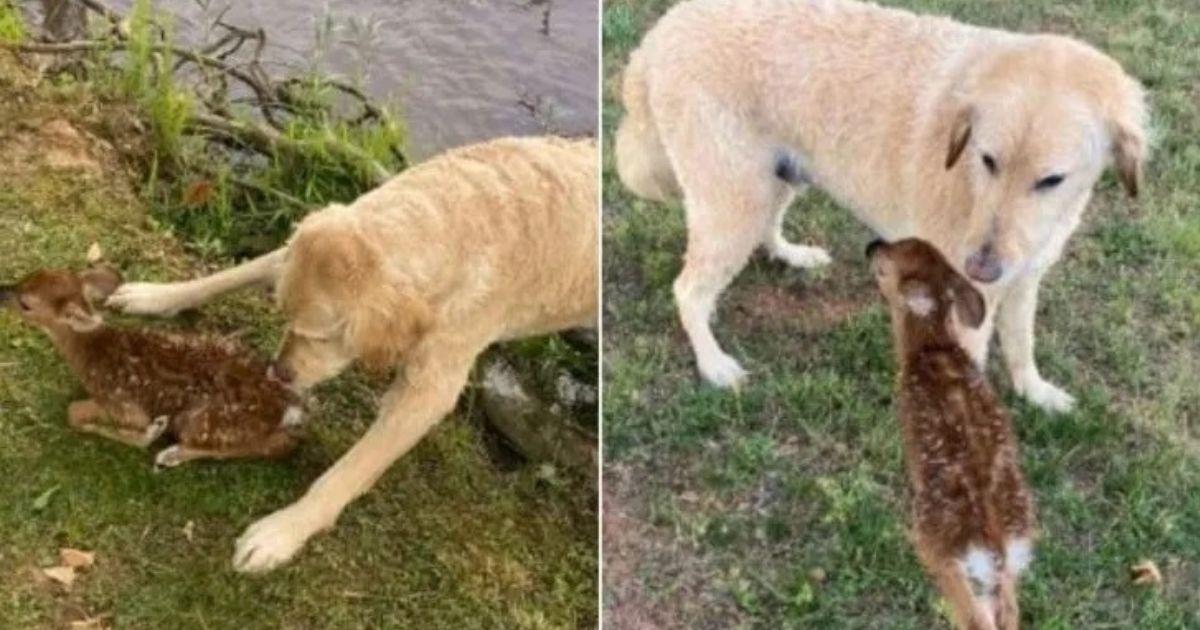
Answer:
[{"left": 82, "top": 0, "right": 597, "bottom": 159}]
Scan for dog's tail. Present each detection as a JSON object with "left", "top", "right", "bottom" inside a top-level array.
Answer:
[{"left": 615, "top": 49, "right": 679, "bottom": 202}]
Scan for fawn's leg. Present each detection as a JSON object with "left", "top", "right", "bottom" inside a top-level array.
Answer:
[
  {"left": 67, "top": 400, "right": 168, "bottom": 448},
  {"left": 155, "top": 431, "right": 298, "bottom": 468}
]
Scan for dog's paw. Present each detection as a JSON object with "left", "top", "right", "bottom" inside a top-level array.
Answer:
[
  {"left": 772, "top": 244, "right": 832, "bottom": 269},
  {"left": 233, "top": 506, "right": 322, "bottom": 573},
  {"left": 698, "top": 351, "right": 748, "bottom": 390},
  {"left": 106, "top": 282, "right": 191, "bottom": 317},
  {"left": 1016, "top": 377, "right": 1075, "bottom": 414},
  {"left": 154, "top": 445, "right": 186, "bottom": 468}
]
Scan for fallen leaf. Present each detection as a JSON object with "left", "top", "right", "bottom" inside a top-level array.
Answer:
[
  {"left": 60, "top": 548, "right": 95, "bottom": 569},
  {"left": 182, "top": 179, "right": 215, "bottom": 207},
  {"left": 86, "top": 242, "right": 103, "bottom": 264},
  {"left": 1131, "top": 559, "right": 1162, "bottom": 586},
  {"left": 42, "top": 566, "right": 76, "bottom": 589},
  {"left": 69, "top": 618, "right": 105, "bottom": 630},
  {"left": 32, "top": 486, "right": 60, "bottom": 512},
  {"left": 182, "top": 520, "right": 195, "bottom": 544}
]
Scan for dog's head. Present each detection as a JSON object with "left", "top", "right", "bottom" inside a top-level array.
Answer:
[
  {"left": 943, "top": 35, "right": 1147, "bottom": 284},
  {"left": 270, "top": 206, "right": 431, "bottom": 390},
  {"left": 868, "top": 237, "right": 986, "bottom": 342}
]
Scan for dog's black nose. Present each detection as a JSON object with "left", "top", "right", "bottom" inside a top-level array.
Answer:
[{"left": 865, "top": 238, "right": 887, "bottom": 258}]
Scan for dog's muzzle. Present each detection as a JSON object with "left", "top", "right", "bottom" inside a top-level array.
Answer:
[
  {"left": 268, "top": 360, "right": 296, "bottom": 385},
  {"left": 964, "top": 243, "right": 1003, "bottom": 283}
]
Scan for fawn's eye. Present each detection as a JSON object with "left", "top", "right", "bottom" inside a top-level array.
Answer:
[
  {"left": 981, "top": 153, "right": 998, "bottom": 174},
  {"left": 17, "top": 297, "right": 31, "bottom": 311},
  {"left": 1034, "top": 174, "right": 1066, "bottom": 191}
]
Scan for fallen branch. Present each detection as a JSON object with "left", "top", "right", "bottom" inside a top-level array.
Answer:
[
  {"left": 3, "top": 40, "right": 394, "bottom": 186},
  {"left": 8, "top": 40, "right": 275, "bottom": 119},
  {"left": 188, "top": 112, "right": 391, "bottom": 186}
]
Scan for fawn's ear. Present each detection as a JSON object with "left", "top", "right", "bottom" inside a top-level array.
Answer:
[
  {"left": 79, "top": 266, "right": 122, "bottom": 305},
  {"left": 900, "top": 279, "right": 935, "bottom": 317},
  {"left": 951, "top": 275, "right": 986, "bottom": 329},
  {"left": 60, "top": 300, "right": 103, "bottom": 332}
]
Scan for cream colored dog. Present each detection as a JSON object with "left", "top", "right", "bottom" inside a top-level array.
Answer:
[
  {"left": 108, "top": 136, "right": 598, "bottom": 572},
  {"left": 616, "top": 0, "right": 1146, "bottom": 412}
]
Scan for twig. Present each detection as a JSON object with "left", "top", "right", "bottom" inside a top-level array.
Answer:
[
  {"left": 189, "top": 112, "right": 391, "bottom": 186},
  {"left": 195, "top": 166, "right": 310, "bottom": 209}
]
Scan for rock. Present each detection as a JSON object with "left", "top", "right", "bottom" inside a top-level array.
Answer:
[{"left": 479, "top": 355, "right": 596, "bottom": 474}]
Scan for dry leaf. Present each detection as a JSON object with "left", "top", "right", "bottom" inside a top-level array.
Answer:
[
  {"left": 182, "top": 520, "right": 195, "bottom": 544},
  {"left": 182, "top": 179, "right": 215, "bottom": 207},
  {"left": 60, "top": 548, "right": 95, "bottom": 569},
  {"left": 69, "top": 619, "right": 105, "bottom": 630},
  {"left": 1131, "top": 559, "right": 1162, "bottom": 586},
  {"left": 42, "top": 566, "right": 76, "bottom": 589},
  {"left": 86, "top": 242, "right": 103, "bottom": 264}
]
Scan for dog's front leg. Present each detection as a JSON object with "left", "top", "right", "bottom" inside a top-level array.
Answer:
[
  {"left": 998, "top": 271, "right": 1075, "bottom": 413},
  {"left": 108, "top": 247, "right": 287, "bottom": 316},
  {"left": 232, "top": 335, "right": 481, "bottom": 573}
]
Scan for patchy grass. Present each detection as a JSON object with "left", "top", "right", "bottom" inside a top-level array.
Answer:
[
  {"left": 602, "top": 0, "right": 1200, "bottom": 627},
  {"left": 0, "top": 50, "right": 596, "bottom": 629}
]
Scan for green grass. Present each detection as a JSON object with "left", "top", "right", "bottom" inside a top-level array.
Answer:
[
  {"left": 0, "top": 1, "right": 22, "bottom": 44},
  {"left": 602, "top": 0, "right": 1200, "bottom": 627},
  {"left": 0, "top": 50, "right": 596, "bottom": 628}
]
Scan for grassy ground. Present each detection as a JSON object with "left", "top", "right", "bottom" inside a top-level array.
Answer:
[
  {"left": 602, "top": 0, "right": 1200, "bottom": 627},
  {"left": 0, "top": 48, "right": 596, "bottom": 629}
]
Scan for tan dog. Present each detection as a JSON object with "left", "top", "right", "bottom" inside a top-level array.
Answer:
[
  {"left": 871, "top": 238, "right": 1035, "bottom": 630},
  {"left": 108, "top": 136, "right": 598, "bottom": 572},
  {"left": 616, "top": 0, "right": 1147, "bottom": 411}
]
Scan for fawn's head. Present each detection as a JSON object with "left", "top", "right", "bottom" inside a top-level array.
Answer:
[
  {"left": 868, "top": 238, "right": 986, "bottom": 350},
  {"left": 0, "top": 266, "right": 122, "bottom": 334}
]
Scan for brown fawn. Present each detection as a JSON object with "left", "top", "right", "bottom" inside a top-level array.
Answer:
[
  {"left": 868, "top": 238, "right": 1035, "bottom": 630},
  {"left": 1, "top": 264, "right": 302, "bottom": 467}
]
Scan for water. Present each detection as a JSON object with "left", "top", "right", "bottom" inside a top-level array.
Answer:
[{"left": 88, "top": 0, "right": 598, "bottom": 159}]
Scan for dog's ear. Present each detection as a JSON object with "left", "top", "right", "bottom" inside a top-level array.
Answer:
[
  {"left": 945, "top": 106, "right": 974, "bottom": 170},
  {"left": 1111, "top": 123, "right": 1145, "bottom": 198},
  {"left": 79, "top": 266, "right": 122, "bottom": 306},
  {"left": 345, "top": 280, "right": 432, "bottom": 370},
  {"left": 900, "top": 279, "right": 936, "bottom": 317},
  {"left": 950, "top": 275, "right": 986, "bottom": 329}
]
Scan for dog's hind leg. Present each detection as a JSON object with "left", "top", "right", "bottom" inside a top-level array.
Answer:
[
  {"left": 764, "top": 158, "right": 832, "bottom": 268},
  {"left": 232, "top": 332, "right": 484, "bottom": 573},
  {"left": 662, "top": 107, "right": 790, "bottom": 389},
  {"left": 107, "top": 247, "right": 287, "bottom": 316}
]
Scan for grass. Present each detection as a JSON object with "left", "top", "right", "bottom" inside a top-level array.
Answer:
[
  {"left": 0, "top": 26, "right": 595, "bottom": 630},
  {"left": 601, "top": 0, "right": 1200, "bottom": 627}
]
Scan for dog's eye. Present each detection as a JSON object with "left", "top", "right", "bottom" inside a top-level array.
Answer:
[
  {"left": 981, "top": 154, "right": 998, "bottom": 174},
  {"left": 1034, "top": 174, "right": 1065, "bottom": 191}
]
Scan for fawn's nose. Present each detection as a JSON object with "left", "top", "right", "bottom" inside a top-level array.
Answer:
[{"left": 268, "top": 360, "right": 295, "bottom": 384}]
